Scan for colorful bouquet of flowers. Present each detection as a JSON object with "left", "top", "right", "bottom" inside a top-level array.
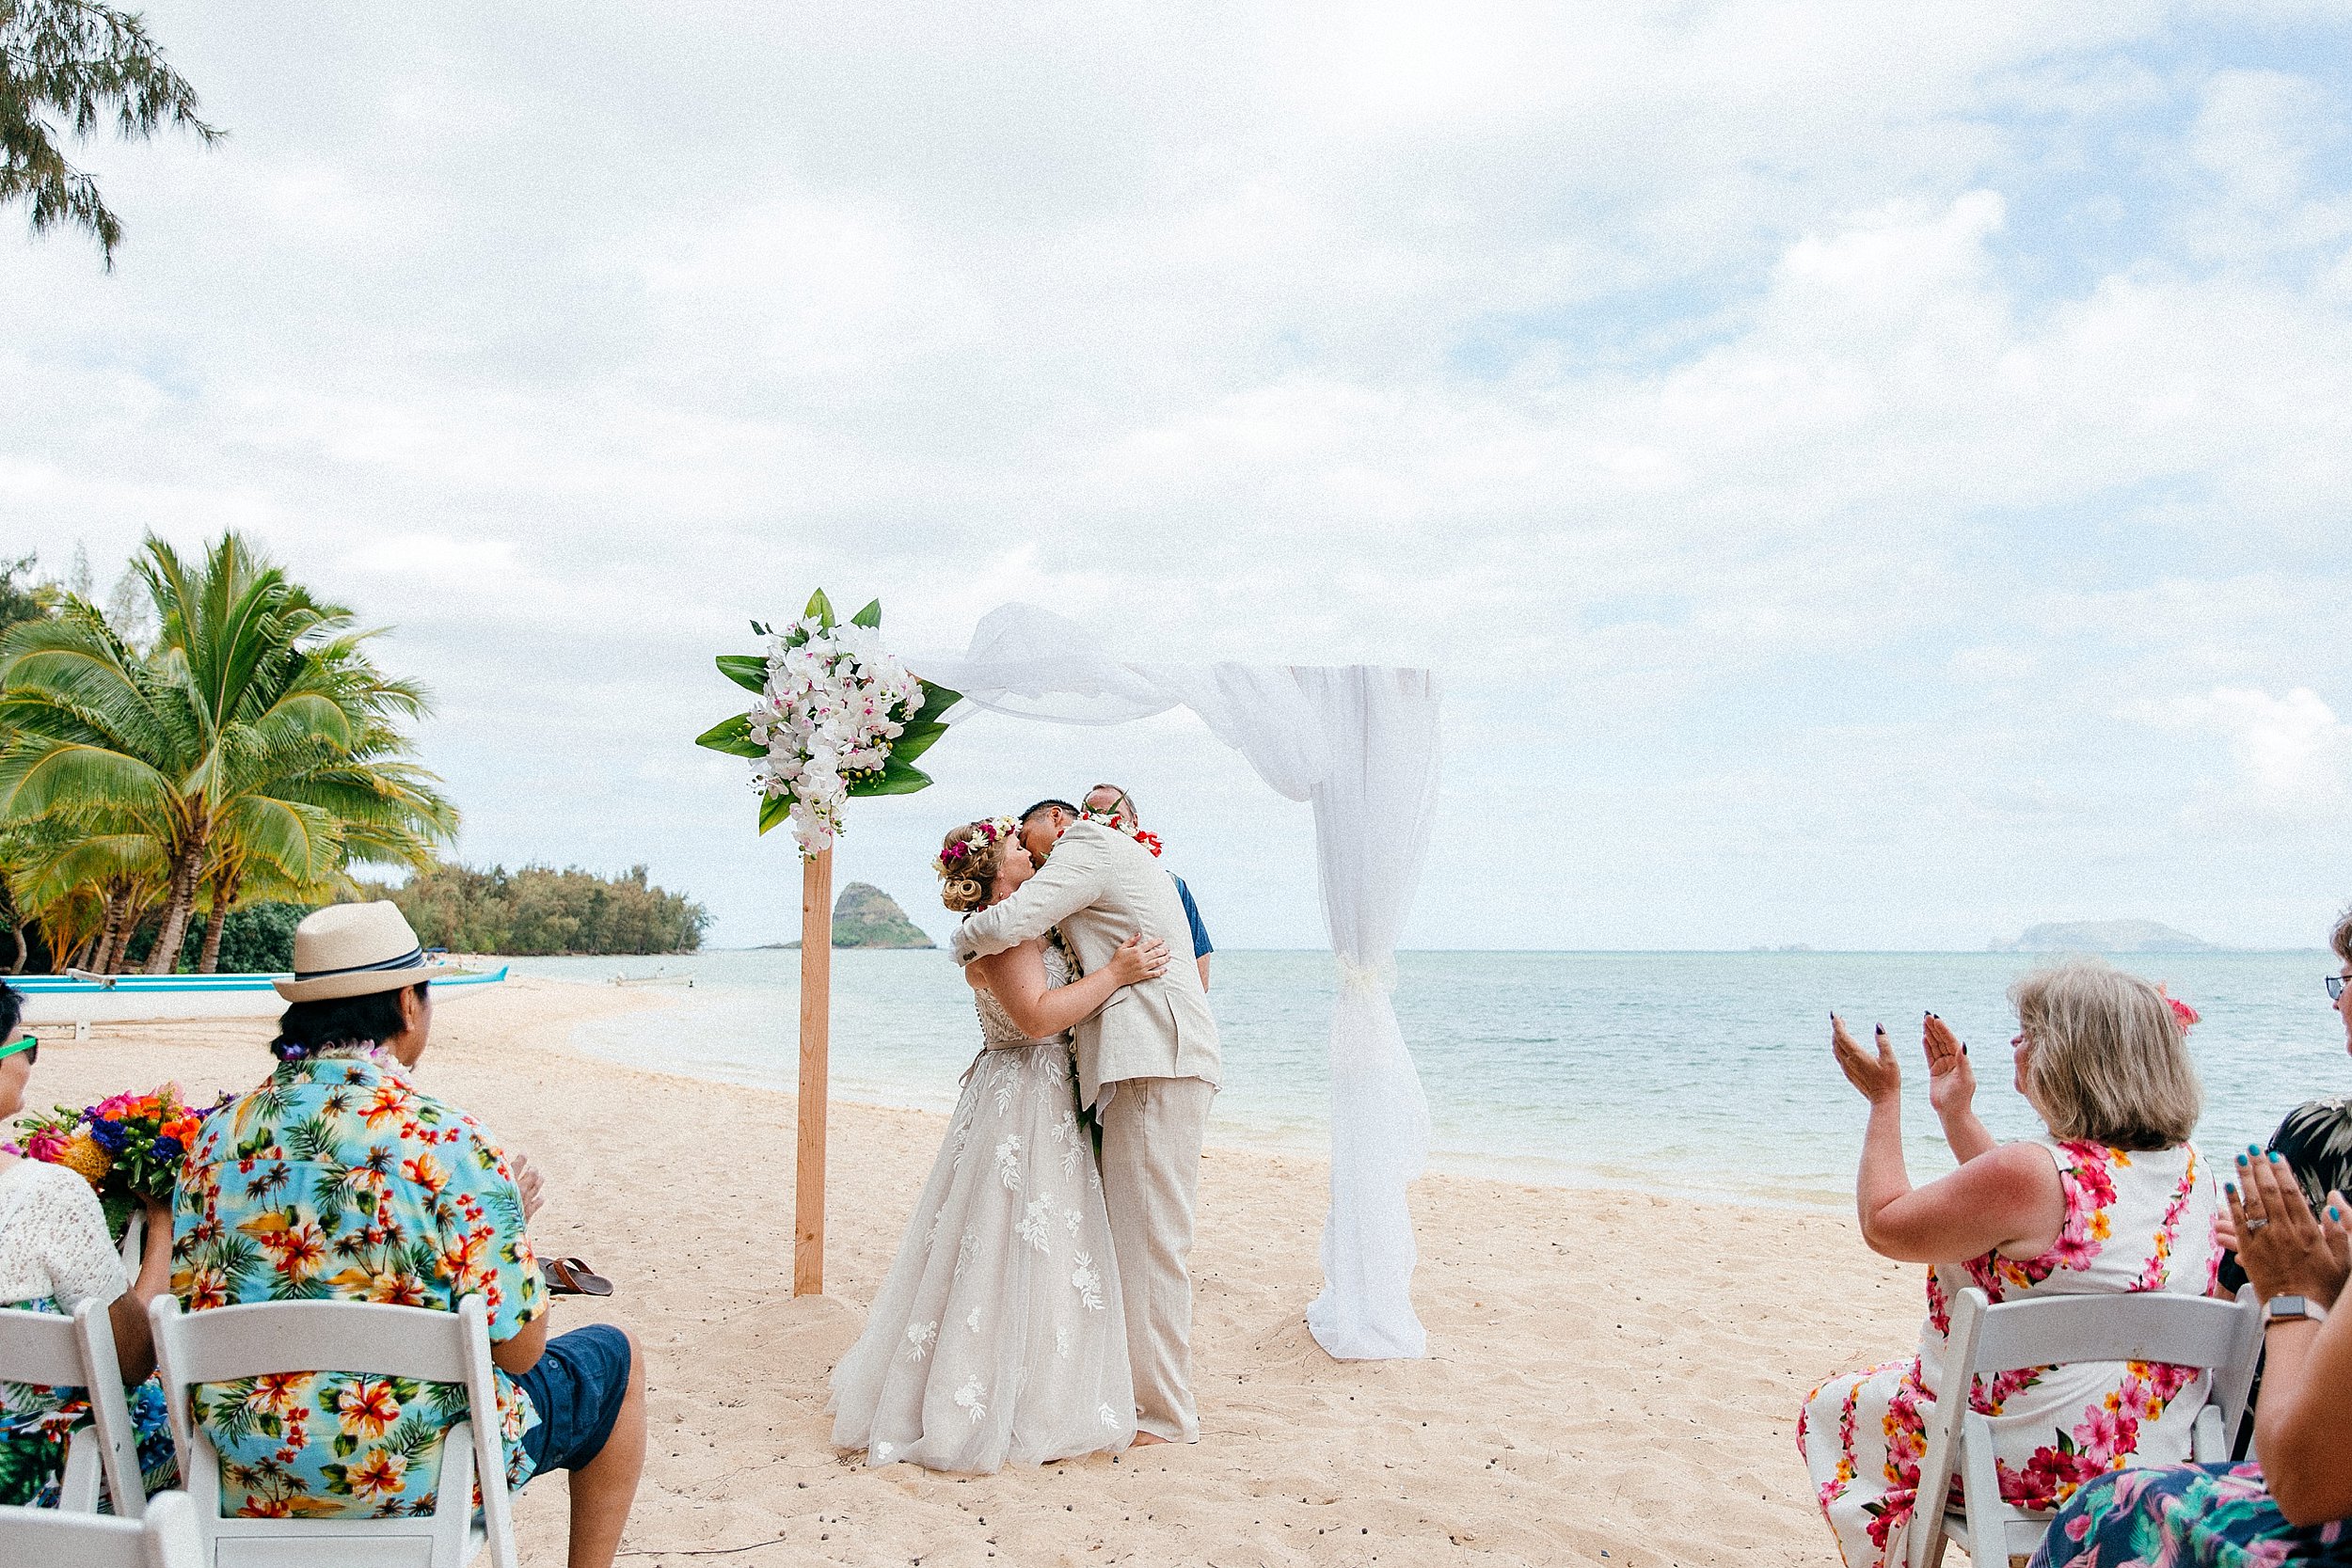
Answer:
[
  {"left": 11, "top": 1085, "right": 225, "bottom": 1240},
  {"left": 695, "top": 590, "right": 960, "bottom": 854}
]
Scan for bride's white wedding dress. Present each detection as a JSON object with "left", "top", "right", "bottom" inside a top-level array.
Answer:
[{"left": 829, "top": 938, "right": 1136, "bottom": 1470}]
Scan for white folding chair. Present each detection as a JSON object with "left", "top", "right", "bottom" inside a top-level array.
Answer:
[
  {"left": 0, "top": 1297, "right": 148, "bottom": 1516},
  {"left": 149, "top": 1294, "right": 519, "bottom": 1568},
  {"left": 1904, "top": 1284, "right": 2264, "bottom": 1568},
  {"left": 0, "top": 1488, "right": 203, "bottom": 1568}
]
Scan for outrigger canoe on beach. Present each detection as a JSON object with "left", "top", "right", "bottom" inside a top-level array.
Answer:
[{"left": 9, "top": 965, "right": 510, "bottom": 1026}]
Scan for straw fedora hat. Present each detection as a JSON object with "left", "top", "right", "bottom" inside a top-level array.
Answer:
[{"left": 273, "top": 901, "right": 465, "bottom": 1003}]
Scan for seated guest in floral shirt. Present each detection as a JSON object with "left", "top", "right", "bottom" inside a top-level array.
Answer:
[{"left": 173, "top": 904, "right": 645, "bottom": 1568}]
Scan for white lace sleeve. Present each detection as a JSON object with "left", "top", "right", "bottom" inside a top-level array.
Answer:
[{"left": 1, "top": 1164, "right": 128, "bottom": 1311}]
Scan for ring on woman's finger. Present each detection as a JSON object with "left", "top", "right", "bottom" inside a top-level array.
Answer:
[{"left": 2246, "top": 1217, "right": 2271, "bottom": 1233}]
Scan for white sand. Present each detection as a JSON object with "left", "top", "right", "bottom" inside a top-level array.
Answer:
[{"left": 32, "top": 974, "right": 1930, "bottom": 1566}]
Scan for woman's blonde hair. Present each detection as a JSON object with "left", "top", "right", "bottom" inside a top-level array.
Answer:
[
  {"left": 2010, "top": 958, "right": 2201, "bottom": 1150},
  {"left": 936, "top": 821, "right": 1009, "bottom": 914}
]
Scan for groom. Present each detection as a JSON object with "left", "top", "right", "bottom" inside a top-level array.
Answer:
[{"left": 954, "top": 797, "right": 1221, "bottom": 1446}]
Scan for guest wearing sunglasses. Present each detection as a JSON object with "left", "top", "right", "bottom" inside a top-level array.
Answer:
[
  {"left": 2272, "top": 911, "right": 2352, "bottom": 1212},
  {"left": 0, "top": 980, "right": 179, "bottom": 1507}
]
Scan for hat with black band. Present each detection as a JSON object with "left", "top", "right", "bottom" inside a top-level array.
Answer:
[{"left": 273, "top": 902, "right": 465, "bottom": 1002}]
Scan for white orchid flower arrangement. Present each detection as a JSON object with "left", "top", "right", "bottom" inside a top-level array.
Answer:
[{"left": 696, "top": 590, "right": 960, "bottom": 854}]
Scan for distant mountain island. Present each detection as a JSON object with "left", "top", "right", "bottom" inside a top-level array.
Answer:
[
  {"left": 1990, "top": 920, "right": 2218, "bottom": 955},
  {"left": 765, "top": 881, "right": 936, "bottom": 950}
]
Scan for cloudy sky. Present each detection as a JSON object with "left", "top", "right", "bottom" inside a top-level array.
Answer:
[{"left": 7, "top": 3, "right": 2351, "bottom": 950}]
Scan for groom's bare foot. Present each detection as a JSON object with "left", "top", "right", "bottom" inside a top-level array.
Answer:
[{"left": 1131, "top": 1432, "right": 1171, "bottom": 1447}]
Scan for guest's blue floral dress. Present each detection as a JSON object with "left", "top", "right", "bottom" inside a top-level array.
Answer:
[{"left": 2033, "top": 1461, "right": 2352, "bottom": 1566}]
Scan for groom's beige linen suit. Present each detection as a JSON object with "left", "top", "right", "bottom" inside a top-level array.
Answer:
[{"left": 956, "top": 819, "right": 1220, "bottom": 1442}]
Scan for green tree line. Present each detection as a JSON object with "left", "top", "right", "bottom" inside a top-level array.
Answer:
[{"left": 367, "top": 863, "right": 709, "bottom": 957}]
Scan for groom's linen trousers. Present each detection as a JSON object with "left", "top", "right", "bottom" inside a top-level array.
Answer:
[{"left": 1097, "top": 1074, "right": 1216, "bottom": 1444}]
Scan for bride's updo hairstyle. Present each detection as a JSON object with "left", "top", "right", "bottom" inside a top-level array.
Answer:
[{"left": 935, "top": 817, "right": 1016, "bottom": 913}]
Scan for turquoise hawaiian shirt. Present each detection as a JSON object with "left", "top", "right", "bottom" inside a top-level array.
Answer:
[{"left": 170, "top": 1053, "right": 545, "bottom": 1518}]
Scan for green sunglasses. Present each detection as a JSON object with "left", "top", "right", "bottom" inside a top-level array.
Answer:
[{"left": 0, "top": 1035, "right": 37, "bottom": 1066}]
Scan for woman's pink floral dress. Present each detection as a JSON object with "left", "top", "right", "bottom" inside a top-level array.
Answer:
[{"left": 1798, "top": 1137, "right": 2223, "bottom": 1568}]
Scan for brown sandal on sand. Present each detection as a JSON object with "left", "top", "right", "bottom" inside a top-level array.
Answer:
[{"left": 541, "top": 1256, "right": 614, "bottom": 1297}]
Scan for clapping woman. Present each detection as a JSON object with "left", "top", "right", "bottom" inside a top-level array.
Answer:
[{"left": 1798, "top": 960, "right": 2224, "bottom": 1568}]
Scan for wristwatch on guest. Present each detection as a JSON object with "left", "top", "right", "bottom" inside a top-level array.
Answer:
[{"left": 2265, "top": 1295, "right": 2329, "bottom": 1327}]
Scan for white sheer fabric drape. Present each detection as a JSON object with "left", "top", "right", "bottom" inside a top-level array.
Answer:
[
  {"left": 916, "top": 605, "right": 1441, "bottom": 1359},
  {"left": 1296, "top": 666, "right": 1441, "bottom": 1358}
]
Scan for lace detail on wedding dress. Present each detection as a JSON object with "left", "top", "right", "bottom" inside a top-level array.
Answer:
[
  {"left": 827, "top": 930, "right": 1135, "bottom": 1472},
  {"left": 972, "top": 937, "right": 1076, "bottom": 1047}
]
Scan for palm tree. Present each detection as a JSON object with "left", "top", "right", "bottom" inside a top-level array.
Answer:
[
  {"left": 3, "top": 813, "right": 161, "bottom": 970},
  {"left": 0, "top": 533, "right": 458, "bottom": 973}
]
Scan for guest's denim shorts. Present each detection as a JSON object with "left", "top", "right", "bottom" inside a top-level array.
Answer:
[{"left": 516, "top": 1323, "right": 634, "bottom": 1476}]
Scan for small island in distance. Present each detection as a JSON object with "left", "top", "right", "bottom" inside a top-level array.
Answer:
[
  {"left": 764, "top": 881, "right": 937, "bottom": 950},
  {"left": 1990, "top": 919, "right": 2218, "bottom": 954}
]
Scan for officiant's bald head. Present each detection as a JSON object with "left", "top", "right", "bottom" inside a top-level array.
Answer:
[{"left": 1083, "top": 784, "right": 1138, "bottom": 824}]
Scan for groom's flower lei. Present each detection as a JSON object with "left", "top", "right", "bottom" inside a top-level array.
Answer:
[
  {"left": 932, "top": 815, "right": 1019, "bottom": 879},
  {"left": 1078, "top": 809, "right": 1163, "bottom": 858}
]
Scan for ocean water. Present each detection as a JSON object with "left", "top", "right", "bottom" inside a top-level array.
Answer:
[{"left": 508, "top": 948, "right": 2349, "bottom": 1209}]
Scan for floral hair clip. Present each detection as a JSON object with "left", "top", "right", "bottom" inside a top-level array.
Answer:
[
  {"left": 2157, "top": 984, "right": 2201, "bottom": 1032},
  {"left": 932, "top": 816, "right": 1020, "bottom": 879}
]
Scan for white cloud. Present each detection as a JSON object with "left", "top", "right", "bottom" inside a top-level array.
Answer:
[{"left": 2134, "top": 686, "right": 2352, "bottom": 818}]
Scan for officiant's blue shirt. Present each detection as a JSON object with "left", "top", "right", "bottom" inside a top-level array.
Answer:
[{"left": 1172, "top": 875, "right": 1213, "bottom": 958}]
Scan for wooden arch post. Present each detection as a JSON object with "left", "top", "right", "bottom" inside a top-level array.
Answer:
[{"left": 795, "top": 847, "right": 834, "bottom": 1296}]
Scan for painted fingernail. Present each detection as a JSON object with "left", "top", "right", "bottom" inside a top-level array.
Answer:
[
  {"left": 2238, "top": 1153, "right": 2249, "bottom": 1165},
  {"left": 2331, "top": 1206, "right": 2342, "bottom": 1222},
  {"left": 2249, "top": 1144, "right": 2263, "bottom": 1156},
  {"left": 2271, "top": 1151, "right": 2284, "bottom": 1163},
  {"left": 2225, "top": 1181, "right": 2238, "bottom": 1196}
]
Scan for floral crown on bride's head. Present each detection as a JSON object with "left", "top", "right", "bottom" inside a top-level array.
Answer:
[{"left": 933, "top": 816, "right": 1020, "bottom": 879}]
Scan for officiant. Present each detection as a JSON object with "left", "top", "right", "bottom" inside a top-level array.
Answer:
[{"left": 1084, "top": 784, "right": 1214, "bottom": 991}]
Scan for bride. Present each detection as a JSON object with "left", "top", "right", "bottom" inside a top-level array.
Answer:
[{"left": 830, "top": 815, "right": 1169, "bottom": 1471}]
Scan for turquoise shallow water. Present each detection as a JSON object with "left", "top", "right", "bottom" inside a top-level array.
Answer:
[{"left": 508, "top": 948, "right": 2348, "bottom": 1209}]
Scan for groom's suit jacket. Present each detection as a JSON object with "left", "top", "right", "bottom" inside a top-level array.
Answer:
[{"left": 955, "top": 819, "right": 1221, "bottom": 1109}]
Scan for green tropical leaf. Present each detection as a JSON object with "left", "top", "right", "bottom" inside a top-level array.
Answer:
[
  {"left": 890, "top": 720, "right": 947, "bottom": 768},
  {"left": 715, "top": 654, "right": 768, "bottom": 694},
  {"left": 756, "top": 793, "right": 793, "bottom": 834},
  {"left": 694, "top": 713, "right": 767, "bottom": 758},
  {"left": 850, "top": 757, "right": 932, "bottom": 798},
  {"left": 804, "top": 589, "right": 835, "bottom": 627},
  {"left": 908, "top": 679, "right": 961, "bottom": 726},
  {"left": 850, "top": 599, "right": 882, "bottom": 629}
]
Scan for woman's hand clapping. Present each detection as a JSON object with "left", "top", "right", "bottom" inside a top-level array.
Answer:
[
  {"left": 1832, "top": 1014, "right": 1901, "bottom": 1105},
  {"left": 1106, "top": 933, "right": 1171, "bottom": 988},
  {"left": 2224, "top": 1149, "right": 2352, "bottom": 1308},
  {"left": 1923, "top": 1014, "right": 1976, "bottom": 1121}
]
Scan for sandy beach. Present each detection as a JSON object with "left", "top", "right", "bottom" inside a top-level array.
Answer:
[{"left": 30, "top": 974, "right": 1930, "bottom": 1567}]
